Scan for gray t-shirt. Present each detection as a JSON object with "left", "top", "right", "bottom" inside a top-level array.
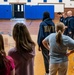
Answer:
[{"left": 45, "top": 33, "right": 74, "bottom": 64}]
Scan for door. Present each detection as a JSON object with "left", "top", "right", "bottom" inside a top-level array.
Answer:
[{"left": 14, "top": 4, "right": 24, "bottom": 18}]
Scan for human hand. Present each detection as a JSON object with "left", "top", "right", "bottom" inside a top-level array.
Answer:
[
  {"left": 69, "top": 32, "right": 72, "bottom": 34},
  {"left": 65, "top": 26, "right": 68, "bottom": 28},
  {"left": 38, "top": 47, "right": 41, "bottom": 51},
  {"left": 66, "top": 50, "right": 74, "bottom": 56},
  {"left": 66, "top": 52, "right": 70, "bottom": 56}
]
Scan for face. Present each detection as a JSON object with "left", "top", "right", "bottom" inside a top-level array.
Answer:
[
  {"left": 62, "top": 13, "right": 67, "bottom": 18},
  {"left": 59, "top": 14, "right": 62, "bottom": 17},
  {"left": 67, "top": 12, "right": 70, "bottom": 17},
  {"left": 67, "top": 11, "right": 72, "bottom": 17}
]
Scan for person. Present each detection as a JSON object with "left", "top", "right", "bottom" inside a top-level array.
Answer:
[
  {"left": 57, "top": 12, "right": 64, "bottom": 22},
  {"left": 62, "top": 12, "right": 68, "bottom": 35},
  {"left": 8, "top": 23, "right": 35, "bottom": 75},
  {"left": 67, "top": 11, "right": 74, "bottom": 39},
  {"left": 37, "top": 11, "right": 55, "bottom": 75},
  {"left": 0, "top": 34, "right": 15, "bottom": 75},
  {"left": 42, "top": 22, "right": 74, "bottom": 75}
]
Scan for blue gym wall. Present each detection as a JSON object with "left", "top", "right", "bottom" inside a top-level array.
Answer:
[
  {"left": 0, "top": 5, "right": 12, "bottom": 19},
  {"left": 25, "top": 5, "right": 54, "bottom": 19},
  {"left": 0, "top": 4, "right": 54, "bottom": 19}
]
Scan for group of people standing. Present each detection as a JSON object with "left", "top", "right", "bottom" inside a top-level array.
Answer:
[
  {"left": 37, "top": 11, "right": 74, "bottom": 75},
  {"left": 58, "top": 11, "right": 74, "bottom": 39},
  {"left": 0, "top": 11, "right": 74, "bottom": 75},
  {"left": 0, "top": 23, "right": 35, "bottom": 75}
]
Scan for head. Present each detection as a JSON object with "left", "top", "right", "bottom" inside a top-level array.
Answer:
[
  {"left": 55, "top": 22, "right": 65, "bottom": 45},
  {"left": 43, "top": 11, "right": 50, "bottom": 21},
  {"left": 13, "top": 23, "right": 35, "bottom": 52},
  {"left": 62, "top": 12, "right": 67, "bottom": 18},
  {"left": 57, "top": 12, "right": 62, "bottom": 18},
  {"left": 67, "top": 11, "right": 72, "bottom": 17}
]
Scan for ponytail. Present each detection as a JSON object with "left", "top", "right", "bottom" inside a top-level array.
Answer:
[
  {"left": 56, "top": 30, "right": 62, "bottom": 45},
  {"left": 55, "top": 22, "right": 65, "bottom": 45}
]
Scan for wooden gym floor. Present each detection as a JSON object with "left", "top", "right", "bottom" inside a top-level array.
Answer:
[{"left": 0, "top": 19, "right": 74, "bottom": 75}]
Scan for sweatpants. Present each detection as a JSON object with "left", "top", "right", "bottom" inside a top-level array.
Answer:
[{"left": 41, "top": 44, "right": 49, "bottom": 73}]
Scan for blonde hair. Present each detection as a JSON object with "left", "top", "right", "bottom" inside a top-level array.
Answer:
[{"left": 55, "top": 22, "right": 65, "bottom": 45}]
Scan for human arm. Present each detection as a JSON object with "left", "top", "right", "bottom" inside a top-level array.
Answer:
[
  {"left": 65, "top": 26, "right": 68, "bottom": 28},
  {"left": 6, "top": 56, "right": 15, "bottom": 75},
  {"left": 68, "top": 18, "right": 73, "bottom": 34},
  {"left": 38, "top": 46, "right": 42, "bottom": 51},
  {"left": 42, "top": 39, "right": 50, "bottom": 50},
  {"left": 65, "top": 36, "right": 74, "bottom": 56},
  {"left": 67, "top": 36, "right": 74, "bottom": 50},
  {"left": 10, "top": 68, "right": 15, "bottom": 75},
  {"left": 37, "top": 23, "right": 44, "bottom": 51},
  {"left": 66, "top": 50, "right": 74, "bottom": 56}
]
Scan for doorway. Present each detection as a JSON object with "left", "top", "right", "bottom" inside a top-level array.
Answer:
[{"left": 12, "top": 4, "right": 24, "bottom": 18}]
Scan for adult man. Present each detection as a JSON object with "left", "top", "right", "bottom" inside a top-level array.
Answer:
[{"left": 67, "top": 11, "right": 74, "bottom": 39}]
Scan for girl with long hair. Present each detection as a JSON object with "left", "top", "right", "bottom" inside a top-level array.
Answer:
[
  {"left": 0, "top": 34, "right": 15, "bottom": 75},
  {"left": 8, "top": 23, "right": 35, "bottom": 75}
]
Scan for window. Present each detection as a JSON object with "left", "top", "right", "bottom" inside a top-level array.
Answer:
[
  {"left": 4, "top": 0, "right": 7, "bottom": 2},
  {"left": 17, "top": 5, "right": 24, "bottom": 12},
  {"left": 21, "top": 5, "right": 24, "bottom": 12},
  {"left": 28, "top": 0, "right": 31, "bottom": 2},
  {"left": 18, "top": 5, "right": 20, "bottom": 12},
  {"left": 43, "top": 0, "right": 47, "bottom": 2},
  {"left": 59, "top": 0, "right": 62, "bottom": 2}
]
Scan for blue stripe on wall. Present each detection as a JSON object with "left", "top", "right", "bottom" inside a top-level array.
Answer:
[
  {"left": 0, "top": 5, "right": 12, "bottom": 19},
  {"left": 59, "top": 0, "right": 62, "bottom": 2},
  {"left": 4, "top": 0, "right": 7, "bottom": 2},
  {"left": 43, "top": 0, "right": 47, "bottom": 2},
  {"left": 25, "top": 5, "right": 54, "bottom": 19},
  {"left": 28, "top": 0, "right": 31, "bottom": 2}
]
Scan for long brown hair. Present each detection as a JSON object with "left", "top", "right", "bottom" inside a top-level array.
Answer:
[
  {"left": 0, "top": 34, "right": 9, "bottom": 73},
  {"left": 55, "top": 22, "right": 65, "bottom": 45},
  {"left": 13, "top": 23, "right": 35, "bottom": 53}
]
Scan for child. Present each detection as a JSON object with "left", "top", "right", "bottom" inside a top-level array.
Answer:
[
  {"left": 8, "top": 23, "right": 35, "bottom": 75},
  {"left": 37, "top": 11, "right": 55, "bottom": 75},
  {"left": 0, "top": 34, "right": 15, "bottom": 75}
]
